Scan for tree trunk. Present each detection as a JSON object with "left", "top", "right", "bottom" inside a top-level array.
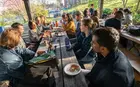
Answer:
[
  {"left": 122, "top": 0, "right": 128, "bottom": 8},
  {"left": 23, "top": 0, "right": 32, "bottom": 21},
  {"left": 99, "top": 0, "right": 104, "bottom": 18},
  {"left": 136, "top": 0, "right": 140, "bottom": 12}
]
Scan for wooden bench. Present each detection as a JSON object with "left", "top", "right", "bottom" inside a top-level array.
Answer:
[{"left": 120, "top": 48, "right": 140, "bottom": 81}]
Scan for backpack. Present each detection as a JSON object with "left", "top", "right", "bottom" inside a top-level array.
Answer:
[
  {"left": 17, "top": 65, "right": 56, "bottom": 87},
  {"left": 128, "top": 26, "right": 140, "bottom": 36}
]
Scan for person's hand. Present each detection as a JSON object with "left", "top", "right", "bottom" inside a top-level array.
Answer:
[
  {"left": 81, "top": 69, "right": 91, "bottom": 75},
  {"left": 39, "top": 34, "right": 44, "bottom": 38}
]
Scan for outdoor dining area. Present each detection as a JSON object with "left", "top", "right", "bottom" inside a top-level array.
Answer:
[{"left": 0, "top": 0, "right": 140, "bottom": 87}]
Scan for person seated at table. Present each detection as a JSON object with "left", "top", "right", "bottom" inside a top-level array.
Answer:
[
  {"left": 0, "top": 28, "right": 35, "bottom": 87},
  {"left": 62, "top": 13, "right": 76, "bottom": 38},
  {"left": 74, "top": 18, "right": 96, "bottom": 68},
  {"left": 75, "top": 10, "right": 83, "bottom": 38},
  {"left": 109, "top": 8, "right": 118, "bottom": 18},
  {"left": 91, "top": 10, "right": 99, "bottom": 28},
  {"left": 105, "top": 11, "right": 123, "bottom": 31},
  {"left": 11, "top": 22, "right": 26, "bottom": 49},
  {"left": 11, "top": 22, "right": 36, "bottom": 51},
  {"left": 28, "top": 20, "right": 42, "bottom": 43},
  {"left": 123, "top": 8, "right": 133, "bottom": 26},
  {"left": 40, "top": 15, "right": 49, "bottom": 31},
  {"left": 83, "top": 8, "right": 90, "bottom": 18},
  {"left": 85, "top": 27, "right": 135, "bottom": 87},
  {"left": 35, "top": 16, "right": 43, "bottom": 34}
]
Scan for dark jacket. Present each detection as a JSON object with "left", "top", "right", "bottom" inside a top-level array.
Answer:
[
  {"left": 105, "top": 18, "right": 121, "bottom": 30},
  {"left": 73, "top": 32, "right": 85, "bottom": 52},
  {"left": 75, "top": 32, "right": 93, "bottom": 60},
  {"left": 0, "top": 47, "right": 35, "bottom": 83},
  {"left": 86, "top": 49, "right": 135, "bottom": 87}
]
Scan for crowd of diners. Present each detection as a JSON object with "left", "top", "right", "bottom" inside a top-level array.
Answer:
[{"left": 0, "top": 3, "right": 136, "bottom": 87}]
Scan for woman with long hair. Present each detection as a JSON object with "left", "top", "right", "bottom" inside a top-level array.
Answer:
[
  {"left": 62, "top": 13, "right": 76, "bottom": 38},
  {"left": 73, "top": 18, "right": 96, "bottom": 68}
]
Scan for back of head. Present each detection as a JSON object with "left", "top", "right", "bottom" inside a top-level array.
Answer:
[
  {"left": 75, "top": 10, "right": 83, "bottom": 17},
  {"left": 124, "top": 8, "right": 132, "bottom": 14},
  {"left": 35, "top": 16, "right": 40, "bottom": 21},
  {"left": 0, "top": 28, "right": 20, "bottom": 49},
  {"left": 93, "top": 10, "right": 98, "bottom": 16},
  {"left": 66, "top": 13, "right": 73, "bottom": 23},
  {"left": 62, "top": 13, "right": 65, "bottom": 19},
  {"left": 83, "top": 8, "right": 88, "bottom": 17},
  {"left": 93, "top": 27, "right": 120, "bottom": 51},
  {"left": 35, "top": 16, "right": 41, "bottom": 24},
  {"left": 91, "top": 4, "right": 94, "bottom": 7},
  {"left": 82, "top": 18, "right": 95, "bottom": 31},
  {"left": 114, "top": 11, "right": 123, "bottom": 19},
  {"left": 11, "top": 22, "right": 23, "bottom": 29}
]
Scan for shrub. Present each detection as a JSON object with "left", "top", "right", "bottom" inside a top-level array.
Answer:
[
  {"left": 133, "top": 13, "right": 140, "bottom": 24},
  {"left": 103, "top": 8, "right": 112, "bottom": 15}
]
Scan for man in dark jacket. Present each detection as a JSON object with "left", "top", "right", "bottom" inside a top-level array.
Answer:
[
  {"left": 86, "top": 27, "right": 135, "bottom": 87},
  {"left": 105, "top": 11, "right": 123, "bottom": 31}
]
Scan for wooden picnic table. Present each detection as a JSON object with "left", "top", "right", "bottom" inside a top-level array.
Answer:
[
  {"left": 120, "top": 30, "right": 140, "bottom": 55},
  {"left": 121, "top": 30, "right": 140, "bottom": 44},
  {"left": 36, "top": 31, "right": 88, "bottom": 87},
  {"left": 120, "top": 30, "right": 140, "bottom": 74}
]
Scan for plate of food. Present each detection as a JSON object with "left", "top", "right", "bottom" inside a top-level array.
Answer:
[{"left": 64, "top": 63, "right": 81, "bottom": 76}]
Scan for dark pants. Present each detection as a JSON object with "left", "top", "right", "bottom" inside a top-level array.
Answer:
[{"left": 120, "top": 36, "right": 128, "bottom": 48}]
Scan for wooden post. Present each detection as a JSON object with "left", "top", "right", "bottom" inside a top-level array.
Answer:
[
  {"left": 98, "top": 0, "right": 104, "bottom": 18},
  {"left": 23, "top": 0, "right": 32, "bottom": 21}
]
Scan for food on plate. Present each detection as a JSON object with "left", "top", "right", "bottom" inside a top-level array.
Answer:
[{"left": 69, "top": 64, "right": 80, "bottom": 72}]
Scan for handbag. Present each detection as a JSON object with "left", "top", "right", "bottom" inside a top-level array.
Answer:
[{"left": 128, "top": 26, "right": 140, "bottom": 36}]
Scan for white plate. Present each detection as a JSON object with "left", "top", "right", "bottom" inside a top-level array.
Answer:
[{"left": 64, "top": 63, "right": 81, "bottom": 76}]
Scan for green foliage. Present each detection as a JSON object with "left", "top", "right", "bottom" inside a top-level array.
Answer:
[
  {"left": 31, "top": 4, "right": 48, "bottom": 18},
  {"left": 133, "top": 13, "right": 140, "bottom": 24},
  {"left": 88, "top": 0, "right": 98, "bottom": 9},
  {"left": 64, "top": 3, "right": 88, "bottom": 13},
  {"left": 103, "top": 8, "right": 112, "bottom": 15}
]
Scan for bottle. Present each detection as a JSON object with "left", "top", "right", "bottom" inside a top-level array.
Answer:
[{"left": 65, "top": 37, "right": 71, "bottom": 50}]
